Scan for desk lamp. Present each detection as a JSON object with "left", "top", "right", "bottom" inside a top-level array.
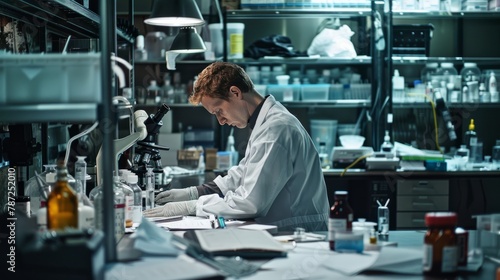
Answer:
[{"left": 144, "top": 0, "right": 207, "bottom": 70}]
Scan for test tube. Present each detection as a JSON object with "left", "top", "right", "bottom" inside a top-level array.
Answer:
[{"left": 378, "top": 205, "right": 389, "bottom": 241}]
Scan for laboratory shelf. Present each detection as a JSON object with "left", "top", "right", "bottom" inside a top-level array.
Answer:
[
  {"left": 0, "top": 0, "right": 133, "bottom": 41},
  {"left": 0, "top": 104, "right": 97, "bottom": 123},
  {"left": 282, "top": 100, "right": 371, "bottom": 108},
  {"left": 226, "top": 8, "right": 372, "bottom": 19},
  {"left": 392, "top": 10, "right": 500, "bottom": 19},
  {"left": 391, "top": 57, "right": 500, "bottom": 66},
  {"left": 393, "top": 102, "right": 500, "bottom": 109}
]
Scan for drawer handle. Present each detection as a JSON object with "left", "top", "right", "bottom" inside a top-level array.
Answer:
[{"left": 412, "top": 202, "right": 435, "bottom": 207}]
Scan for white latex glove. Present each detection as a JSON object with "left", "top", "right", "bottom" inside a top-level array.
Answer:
[
  {"left": 143, "top": 200, "right": 197, "bottom": 217},
  {"left": 155, "top": 186, "right": 199, "bottom": 205}
]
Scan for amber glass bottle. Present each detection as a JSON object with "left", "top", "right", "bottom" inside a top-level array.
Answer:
[
  {"left": 328, "top": 190, "right": 353, "bottom": 250},
  {"left": 423, "top": 212, "right": 458, "bottom": 277},
  {"left": 47, "top": 163, "right": 78, "bottom": 230}
]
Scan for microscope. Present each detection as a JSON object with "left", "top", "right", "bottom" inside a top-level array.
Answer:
[{"left": 131, "top": 103, "right": 171, "bottom": 186}]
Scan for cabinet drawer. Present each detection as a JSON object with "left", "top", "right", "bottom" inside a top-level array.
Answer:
[
  {"left": 397, "top": 212, "right": 426, "bottom": 228},
  {"left": 397, "top": 180, "right": 449, "bottom": 195},
  {"left": 397, "top": 195, "right": 449, "bottom": 211}
]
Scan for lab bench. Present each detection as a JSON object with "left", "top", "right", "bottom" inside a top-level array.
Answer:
[{"left": 105, "top": 230, "right": 499, "bottom": 280}]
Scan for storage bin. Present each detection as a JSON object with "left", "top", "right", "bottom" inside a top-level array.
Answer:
[
  {"left": 310, "top": 119, "right": 338, "bottom": 158},
  {"left": 0, "top": 53, "right": 101, "bottom": 104},
  {"left": 266, "top": 84, "right": 300, "bottom": 101},
  {"left": 393, "top": 24, "right": 434, "bottom": 57},
  {"left": 301, "top": 84, "right": 330, "bottom": 101}
]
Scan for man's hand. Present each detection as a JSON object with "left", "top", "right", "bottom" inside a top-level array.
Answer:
[
  {"left": 155, "top": 186, "right": 199, "bottom": 205},
  {"left": 143, "top": 200, "right": 197, "bottom": 217}
]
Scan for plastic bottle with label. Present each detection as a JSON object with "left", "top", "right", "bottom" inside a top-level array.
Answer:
[
  {"left": 134, "top": 35, "right": 147, "bottom": 61},
  {"left": 74, "top": 156, "right": 87, "bottom": 196},
  {"left": 328, "top": 190, "right": 354, "bottom": 251},
  {"left": 489, "top": 72, "right": 498, "bottom": 102},
  {"left": 127, "top": 173, "right": 143, "bottom": 224},
  {"left": 145, "top": 168, "right": 155, "bottom": 210}
]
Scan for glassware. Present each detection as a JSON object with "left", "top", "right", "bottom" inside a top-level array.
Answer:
[
  {"left": 47, "top": 163, "right": 78, "bottom": 230},
  {"left": 328, "top": 190, "right": 353, "bottom": 250},
  {"left": 25, "top": 164, "right": 57, "bottom": 214}
]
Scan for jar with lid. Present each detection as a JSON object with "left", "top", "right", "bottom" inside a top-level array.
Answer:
[
  {"left": 328, "top": 190, "right": 354, "bottom": 250},
  {"left": 460, "top": 62, "right": 481, "bottom": 87},
  {"left": 423, "top": 212, "right": 458, "bottom": 277},
  {"left": 421, "top": 62, "right": 439, "bottom": 84},
  {"left": 436, "top": 62, "right": 458, "bottom": 84}
]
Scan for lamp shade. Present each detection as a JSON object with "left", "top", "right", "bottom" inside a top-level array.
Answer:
[
  {"left": 170, "top": 27, "right": 206, "bottom": 53},
  {"left": 144, "top": 0, "right": 205, "bottom": 27}
]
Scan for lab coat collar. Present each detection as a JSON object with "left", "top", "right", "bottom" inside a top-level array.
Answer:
[
  {"left": 248, "top": 95, "right": 269, "bottom": 130},
  {"left": 253, "top": 95, "right": 279, "bottom": 131}
]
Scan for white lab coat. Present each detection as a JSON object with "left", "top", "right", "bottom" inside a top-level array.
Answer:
[{"left": 196, "top": 95, "right": 329, "bottom": 231}]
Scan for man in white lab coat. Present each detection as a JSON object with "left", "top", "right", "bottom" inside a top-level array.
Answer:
[{"left": 144, "top": 62, "right": 329, "bottom": 231}]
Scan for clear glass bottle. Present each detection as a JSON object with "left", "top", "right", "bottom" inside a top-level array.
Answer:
[
  {"left": 47, "top": 163, "right": 78, "bottom": 231},
  {"left": 329, "top": 190, "right": 354, "bottom": 251},
  {"left": 74, "top": 156, "right": 87, "bottom": 196},
  {"left": 492, "top": 140, "right": 500, "bottom": 167},
  {"left": 134, "top": 35, "right": 148, "bottom": 61},
  {"left": 145, "top": 167, "right": 155, "bottom": 210},
  {"left": 464, "top": 119, "right": 477, "bottom": 149},
  {"left": 116, "top": 178, "right": 134, "bottom": 228},
  {"left": 489, "top": 72, "right": 499, "bottom": 102},
  {"left": 421, "top": 62, "right": 439, "bottom": 84},
  {"left": 94, "top": 176, "right": 126, "bottom": 242},
  {"left": 127, "top": 173, "right": 143, "bottom": 224},
  {"left": 25, "top": 164, "right": 57, "bottom": 214},
  {"left": 437, "top": 62, "right": 458, "bottom": 84},
  {"left": 162, "top": 74, "right": 175, "bottom": 104},
  {"left": 147, "top": 80, "right": 162, "bottom": 105},
  {"left": 423, "top": 212, "right": 458, "bottom": 277}
]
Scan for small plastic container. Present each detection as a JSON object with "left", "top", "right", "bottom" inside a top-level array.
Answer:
[
  {"left": 301, "top": 84, "right": 330, "bottom": 101},
  {"left": 334, "top": 231, "right": 364, "bottom": 253}
]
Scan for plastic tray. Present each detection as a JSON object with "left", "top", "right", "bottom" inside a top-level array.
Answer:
[{"left": 0, "top": 53, "right": 101, "bottom": 104}]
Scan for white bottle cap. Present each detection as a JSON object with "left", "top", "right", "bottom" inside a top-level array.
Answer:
[{"left": 136, "top": 35, "right": 145, "bottom": 50}]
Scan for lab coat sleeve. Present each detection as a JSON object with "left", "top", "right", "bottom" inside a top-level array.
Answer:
[{"left": 196, "top": 140, "right": 292, "bottom": 219}]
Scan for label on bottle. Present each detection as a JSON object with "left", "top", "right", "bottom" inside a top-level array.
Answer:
[
  {"left": 125, "top": 195, "right": 134, "bottom": 223},
  {"left": 423, "top": 244, "right": 433, "bottom": 271},
  {"left": 441, "top": 246, "right": 458, "bottom": 273},
  {"left": 328, "top": 218, "right": 347, "bottom": 241},
  {"left": 114, "top": 203, "right": 125, "bottom": 241},
  {"left": 78, "top": 205, "right": 95, "bottom": 230}
]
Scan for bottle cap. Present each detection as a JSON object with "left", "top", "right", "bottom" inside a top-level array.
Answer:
[
  {"left": 469, "top": 119, "right": 475, "bottom": 130},
  {"left": 425, "top": 212, "right": 457, "bottom": 227}
]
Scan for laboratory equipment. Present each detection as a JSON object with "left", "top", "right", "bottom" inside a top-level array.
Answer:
[
  {"left": 47, "top": 163, "right": 78, "bottom": 231},
  {"left": 75, "top": 156, "right": 87, "bottom": 196},
  {"left": 469, "top": 142, "right": 483, "bottom": 164},
  {"left": 329, "top": 190, "right": 354, "bottom": 251},
  {"left": 94, "top": 176, "right": 125, "bottom": 242},
  {"left": 145, "top": 167, "right": 155, "bottom": 210},
  {"left": 434, "top": 91, "right": 457, "bottom": 141},
  {"left": 25, "top": 164, "right": 56, "bottom": 214},
  {"left": 332, "top": 146, "right": 374, "bottom": 169},
  {"left": 334, "top": 231, "right": 364, "bottom": 253},
  {"left": 339, "top": 135, "right": 365, "bottom": 148},
  {"left": 127, "top": 173, "right": 143, "bottom": 223},
  {"left": 464, "top": 119, "right": 477, "bottom": 149},
  {"left": 377, "top": 201, "right": 390, "bottom": 241},
  {"left": 423, "top": 212, "right": 458, "bottom": 277},
  {"left": 132, "top": 104, "right": 171, "bottom": 185}
]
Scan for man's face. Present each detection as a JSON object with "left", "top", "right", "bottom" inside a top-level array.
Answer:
[{"left": 201, "top": 86, "right": 248, "bottom": 129}]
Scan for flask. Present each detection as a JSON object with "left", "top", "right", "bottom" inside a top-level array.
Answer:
[
  {"left": 423, "top": 212, "right": 458, "bottom": 277},
  {"left": 464, "top": 119, "right": 477, "bottom": 149},
  {"left": 489, "top": 72, "right": 498, "bottom": 102},
  {"left": 127, "top": 174, "right": 143, "bottom": 224},
  {"left": 47, "top": 163, "right": 78, "bottom": 231},
  {"left": 145, "top": 168, "right": 155, "bottom": 210},
  {"left": 94, "top": 176, "right": 126, "bottom": 242},
  {"left": 328, "top": 190, "right": 354, "bottom": 250},
  {"left": 74, "top": 156, "right": 87, "bottom": 196},
  {"left": 134, "top": 35, "right": 147, "bottom": 61}
]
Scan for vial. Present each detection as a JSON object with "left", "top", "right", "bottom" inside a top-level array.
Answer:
[{"left": 378, "top": 205, "right": 389, "bottom": 241}]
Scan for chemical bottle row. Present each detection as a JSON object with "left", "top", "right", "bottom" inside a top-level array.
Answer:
[
  {"left": 246, "top": 65, "right": 365, "bottom": 85},
  {"left": 124, "top": 72, "right": 197, "bottom": 105},
  {"left": 23, "top": 160, "right": 161, "bottom": 242},
  {"left": 394, "top": 62, "right": 499, "bottom": 103}
]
